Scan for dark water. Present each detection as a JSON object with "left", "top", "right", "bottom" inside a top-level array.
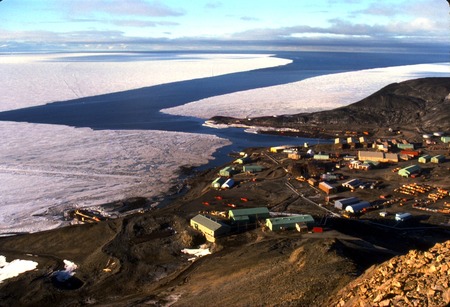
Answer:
[{"left": 0, "top": 51, "right": 447, "bottom": 166}]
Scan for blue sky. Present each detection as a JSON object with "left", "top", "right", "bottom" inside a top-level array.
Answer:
[{"left": 0, "top": 0, "right": 449, "bottom": 52}]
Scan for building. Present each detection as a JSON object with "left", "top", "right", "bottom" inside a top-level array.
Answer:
[
  {"left": 265, "top": 215, "right": 315, "bottom": 231},
  {"left": 357, "top": 151, "right": 398, "bottom": 163},
  {"left": 335, "top": 137, "right": 343, "bottom": 144},
  {"left": 342, "top": 178, "right": 361, "bottom": 190},
  {"left": 190, "top": 214, "right": 230, "bottom": 242},
  {"left": 221, "top": 178, "right": 235, "bottom": 189},
  {"left": 243, "top": 165, "right": 264, "bottom": 173},
  {"left": 234, "top": 156, "right": 251, "bottom": 164},
  {"left": 431, "top": 155, "right": 446, "bottom": 164},
  {"left": 219, "top": 166, "right": 235, "bottom": 177},
  {"left": 418, "top": 154, "right": 431, "bottom": 163},
  {"left": 385, "top": 153, "right": 399, "bottom": 163},
  {"left": 441, "top": 136, "right": 450, "bottom": 143},
  {"left": 211, "top": 177, "right": 226, "bottom": 189},
  {"left": 288, "top": 152, "right": 301, "bottom": 160},
  {"left": 270, "top": 145, "right": 292, "bottom": 153},
  {"left": 397, "top": 143, "right": 414, "bottom": 150},
  {"left": 228, "top": 207, "right": 270, "bottom": 223},
  {"left": 334, "top": 197, "right": 360, "bottom": 210},
  {"left": 347, "top": 137, "right": 358, "bottom": 144},
  {"left": 398, "top": 165, "right": 421, "bottom": 178},
  {"left": 313, "top": 154, "right": 330, "bottom": 160},
  {"left": 395, "top": 212, "right": 412, "bottom": 222},
  {"left": 400, "top": 150, "right": 420, "bottom": 157},
  {"left": 319, "top": 181, "right": 336, "bottom": 195},
  {"left": 308, "top": 178, "right": 318, "bottom": 187},
  {"left": 345, "top": 201, "right": 371, "bottom": 214},
  {"left": 358, "top": 151, "right": 384, "bottom": 162},
  {"left": 320, "top": 173, "right": 339, "bottom": 181}
]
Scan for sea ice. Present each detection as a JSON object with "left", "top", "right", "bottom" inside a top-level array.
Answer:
[
  {"left": 0, "top": 53, "right": 291, "bottom": 112},
  {"left": 161, "top": 63, "right": 450, "bottom": 119},
  {"left": 0, "top": 121, "right": 230, "bottom": 234}
]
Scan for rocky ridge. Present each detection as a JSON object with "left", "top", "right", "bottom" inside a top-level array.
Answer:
[{"left": 332, "top": 240, "right": 450, "bottom": 307}]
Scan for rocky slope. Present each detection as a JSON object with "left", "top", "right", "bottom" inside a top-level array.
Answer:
[
  {"left": 211, "top": 77, "right": 450, "bottom": 134},
  {"left": 331, "top": 240, "right": 450, "bottom": 307}
]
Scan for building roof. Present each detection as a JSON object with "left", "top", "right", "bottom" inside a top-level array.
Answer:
[
  {"left": 432, "top": 154, "right": 445, "bottom": 159},
  {"left": 345, "top": 201, "right": 371, "bottom": 213},
  {"left": 319, "top": 181, "right": 335, "bottom": 189},
  {"left": 419, "top": 154, "right": 431, "bottom": 159},
  {"left": 358, "top": 151, "right": 384, "bottom": 159},
  {"left": 400, "top": 165, "right": 421, "bottom": 173},
  {"left": 191, "top": 214, "right": 226, "bottom": 231},
  {"left": 267, "top": 215, "right": 314, "bottom": 226},
  {"left": 335, "top": 197, "right": 360, "bottom": 206},
  {"left": 229, "top": 207, "right": 269, "bottom": 217},
  {"left": 243, "top": 165, "right": 263, "bottom": 170}
]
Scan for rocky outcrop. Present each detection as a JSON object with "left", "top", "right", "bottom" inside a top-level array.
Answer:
[{"left": 332, "top": 240, "right": 450, "bottom": 307}]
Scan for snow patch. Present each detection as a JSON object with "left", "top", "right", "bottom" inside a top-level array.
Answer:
[
  {"left": 53, "top": 260, "right": 78, "bottom": 282},
  {"left": 0, "top": 255, "right": 38, "bottom": 283},
  {"left": 181, "top": 245, "right": 211, "bottom": 261}
]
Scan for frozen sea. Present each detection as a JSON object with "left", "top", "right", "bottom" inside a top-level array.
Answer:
[{"left": 0, "top": 51, "right": 448, "bottom": 234}]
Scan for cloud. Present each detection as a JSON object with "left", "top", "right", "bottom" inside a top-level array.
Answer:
[
  {"left": 240, "top": 16, "right": 259, "bottom": 21},
  {"left": 64, "top": 0, "right": 185, "bottom": 17},
  {"left": 205, "top": 1, "right": 222, "bottom": 9},
  {"left": 109, "top": 19, "right": 179, "bottom": 28}
]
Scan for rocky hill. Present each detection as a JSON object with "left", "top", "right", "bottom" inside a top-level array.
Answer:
[
  {"left": 211, "top": 77, "right": 450, "bottom": 136},
  {"left": 331, "top": 240, "right": 450, "bottom": 307}
]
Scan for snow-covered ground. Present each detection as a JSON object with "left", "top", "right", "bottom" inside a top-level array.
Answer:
[
  {"left": 0, "top": 52, "right": 290, "bottom": 234},
  {"left": 161, "top": 63, "right": 449, "bottom": 119}
]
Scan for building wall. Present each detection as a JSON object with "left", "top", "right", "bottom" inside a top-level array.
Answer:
[
  {"left": 190, "top": 219, "right": 214, "bottom": 237},
  {"left": 431, "top": 155, "right": 445, "bottom": 163},
  {"left": 266, "top": 216, "right": 314, "bottom": 231}
]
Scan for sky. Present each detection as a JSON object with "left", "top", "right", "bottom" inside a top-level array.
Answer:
[{"left": 0, "top": 0, "right": 449, "bottom": 52}]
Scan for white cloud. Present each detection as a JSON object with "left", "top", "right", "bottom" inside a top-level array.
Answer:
[{"left": 63, "top": 0, "right": 185, "bottom": 17}]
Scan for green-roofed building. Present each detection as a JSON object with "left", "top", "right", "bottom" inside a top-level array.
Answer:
[
  {"left": 398, "top": 165, "right": 421, "bottom": 178},
  {"left": 313, "top": 154, "right": 330, "bottom": 160},
  {"left": 243, "top": 165, "right": 264, "bottom": 173},
  {"left": 228, "top": 207, "right": 270, "bottom": 223},
  {"left": 397, "top": 143, "right": 414, "bottom": 150},
  {"left": 441, "top": 136, "right": 450, "bottom": 143},
  {"left": 265, "top": 215, "right": 315, "bottom": 231},
  {"left": 190, "top": 214, "right": 230, "bottom": 242}
]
